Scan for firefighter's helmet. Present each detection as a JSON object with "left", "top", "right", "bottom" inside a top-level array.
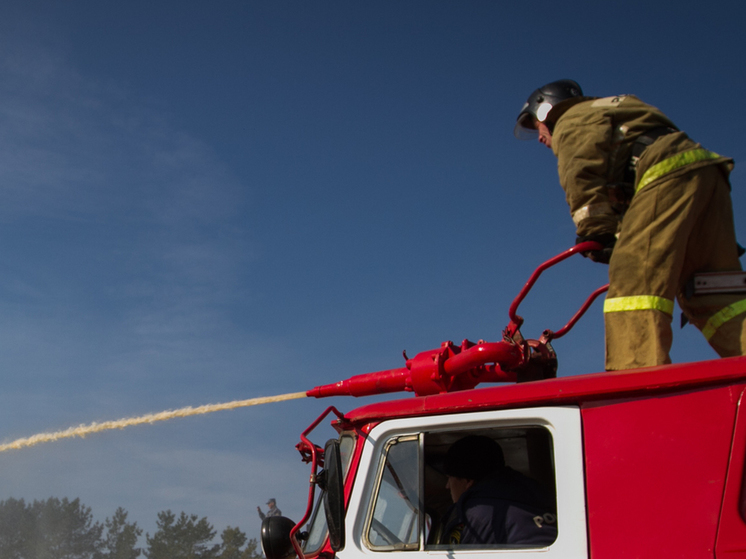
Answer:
[{"left": 514, "top": 79, "right": 583, "bottom": 140}]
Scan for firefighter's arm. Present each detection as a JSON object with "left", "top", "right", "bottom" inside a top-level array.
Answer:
[
  {"left": 552, "top": 114, "right": 620, "bottom": 241},
  {"left": 551, "top": 113, "right": 620, "bottom": 263}
]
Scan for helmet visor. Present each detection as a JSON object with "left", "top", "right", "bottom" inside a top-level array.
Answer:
[{"left": 514, "top": 111, "right": 538, "bottom": 140}]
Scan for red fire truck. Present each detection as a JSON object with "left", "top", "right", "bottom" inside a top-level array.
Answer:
[{"left": 261, "top": 244, "right": 746, "bottom": 559}]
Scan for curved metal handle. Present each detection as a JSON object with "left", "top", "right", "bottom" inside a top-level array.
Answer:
[
  {"left": 543, "top": 283, "right": 609, "bottom": 341},
  {"left": 507, "top": 241, "right": 604, "bottom": 331}
]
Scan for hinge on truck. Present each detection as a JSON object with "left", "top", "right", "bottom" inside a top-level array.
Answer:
[
  {"left": 685, "top": 271, "right": 746, "bottom": 298},
  {"left": 681, "top": 271, "right": 746, "bottom": 328}
]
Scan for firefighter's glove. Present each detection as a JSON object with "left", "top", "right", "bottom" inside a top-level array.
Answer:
[{"left": 576, "top": 233, "right": 616, "bottom": 264}]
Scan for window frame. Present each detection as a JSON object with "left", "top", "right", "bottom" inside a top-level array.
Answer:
[
  {"left": 347, "top": 406, "right": 587, "bottom": 558},
  {"left": 362, "top": 434, "right": 422, "bottom": 551}
]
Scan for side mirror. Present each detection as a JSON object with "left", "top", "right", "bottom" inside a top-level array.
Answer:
[
  {"left": 323, "top": 438, "right": 346, "bottom": 551},
  {"left": 261, "top": 516, "right": 297, "bottom": 559}
]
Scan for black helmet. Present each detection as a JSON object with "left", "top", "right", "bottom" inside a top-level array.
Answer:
[
  {"left": 443, "top": 435, "right": 505, "bottom": 481},
  {"left": 514, "top": 79, "right": 583, "bottom": 140}
]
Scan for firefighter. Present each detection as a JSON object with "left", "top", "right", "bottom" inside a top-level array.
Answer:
[{"left": 515, "top": 80, "right": 746, "bottom": 370}]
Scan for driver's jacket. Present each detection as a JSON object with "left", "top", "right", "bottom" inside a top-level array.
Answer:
[{"left": 440, "top": 468, "right": 557, "bottom": 546}]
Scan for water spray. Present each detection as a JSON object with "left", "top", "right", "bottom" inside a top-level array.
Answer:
[
  {"left": 0, "top": 392, "right": 307, "bottom": 453},
  {"left": 0, "top": 243, "right": 606, "bottom": 455}
]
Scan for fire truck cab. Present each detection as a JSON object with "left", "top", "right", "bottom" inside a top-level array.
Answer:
[
  {"left": 265, "top": 356, "right": 746, "bottom": 559},
  {"left": 261, "top": 245, "right": 746, "bottom": 559}
]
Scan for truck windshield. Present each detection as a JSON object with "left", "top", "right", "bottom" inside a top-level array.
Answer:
[{"left": 303, "top": 434, "right": 355, "bottom": 555}]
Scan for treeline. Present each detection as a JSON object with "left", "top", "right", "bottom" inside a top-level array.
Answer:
[{"left": 0, "top": 497, "right": 262, "bottom": 559}]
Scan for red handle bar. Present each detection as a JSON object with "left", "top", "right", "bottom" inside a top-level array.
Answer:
[{"left": 508, "top": 241, "right": 607, "bottom": 334}]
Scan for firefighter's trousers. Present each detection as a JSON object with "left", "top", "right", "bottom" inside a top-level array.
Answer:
[{"left": 604, "top": 164, "right": 746, "bottom": 370}]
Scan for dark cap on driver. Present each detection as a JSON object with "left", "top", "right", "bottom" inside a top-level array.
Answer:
[{"left": 443, "top": 435, "right": 505, "bottom": 481}]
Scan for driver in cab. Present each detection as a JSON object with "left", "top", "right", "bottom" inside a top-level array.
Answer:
[{"left": 440, "top": 435, "right": 557, "bottom": 546}]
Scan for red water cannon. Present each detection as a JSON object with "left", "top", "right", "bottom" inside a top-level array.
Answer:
[{"left": 306, "top": 242, "right": 608, "bottom": 399}]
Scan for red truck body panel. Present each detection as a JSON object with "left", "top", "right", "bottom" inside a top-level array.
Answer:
[
  {"left": 718, "top": 387, "right": 746, "bottom": 557},
  {"left": 582, "top": 383, "right": 742, "bottom": 557}
]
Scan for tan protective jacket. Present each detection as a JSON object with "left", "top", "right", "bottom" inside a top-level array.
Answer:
[
  {"left": 549, "top": 95, "right": 740, "bottom": 369},
  {"left": 549, "top": 95, "right": 732, "bottom": 238}
]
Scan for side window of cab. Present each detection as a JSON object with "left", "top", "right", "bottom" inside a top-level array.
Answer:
[
  {"left": 424, "top": 427, "right": 557, "bottom": 548},
  {"left": 364, "top": 426, "right": 556, "bottom": 550},
  {"left": 364, "top": 435, "right": 421, "bottom": 550},
  {"left": 360, "top": 408, "right": 586, "bottom": 556}
]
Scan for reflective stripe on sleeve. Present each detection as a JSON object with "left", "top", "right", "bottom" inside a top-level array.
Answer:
[
  {"left": 603, "top": 296, "right": 675, "bottom": 316},
  {"left": 701, "top": 299, "right": 746, "bottom": 340},
  {"left": 636, "top": 149, "right": 721, "bottom": 193},
  {"left": 572, "top": 202, "right": 615, "bottom": 227}
]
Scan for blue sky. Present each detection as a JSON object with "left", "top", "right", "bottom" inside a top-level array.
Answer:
[{"left": 1, "top": 0, "right": 745, "bottom": 547}]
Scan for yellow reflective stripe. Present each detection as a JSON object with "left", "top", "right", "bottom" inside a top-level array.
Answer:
[
  {"left": 702, "top": 298, "right": 746, "bottom": 340},
  {"left": 603, "top": 296, "right": 674, "bottom": 316},
  {"left": 636, "top": 149, "right": 722, "bottom": 193}
]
